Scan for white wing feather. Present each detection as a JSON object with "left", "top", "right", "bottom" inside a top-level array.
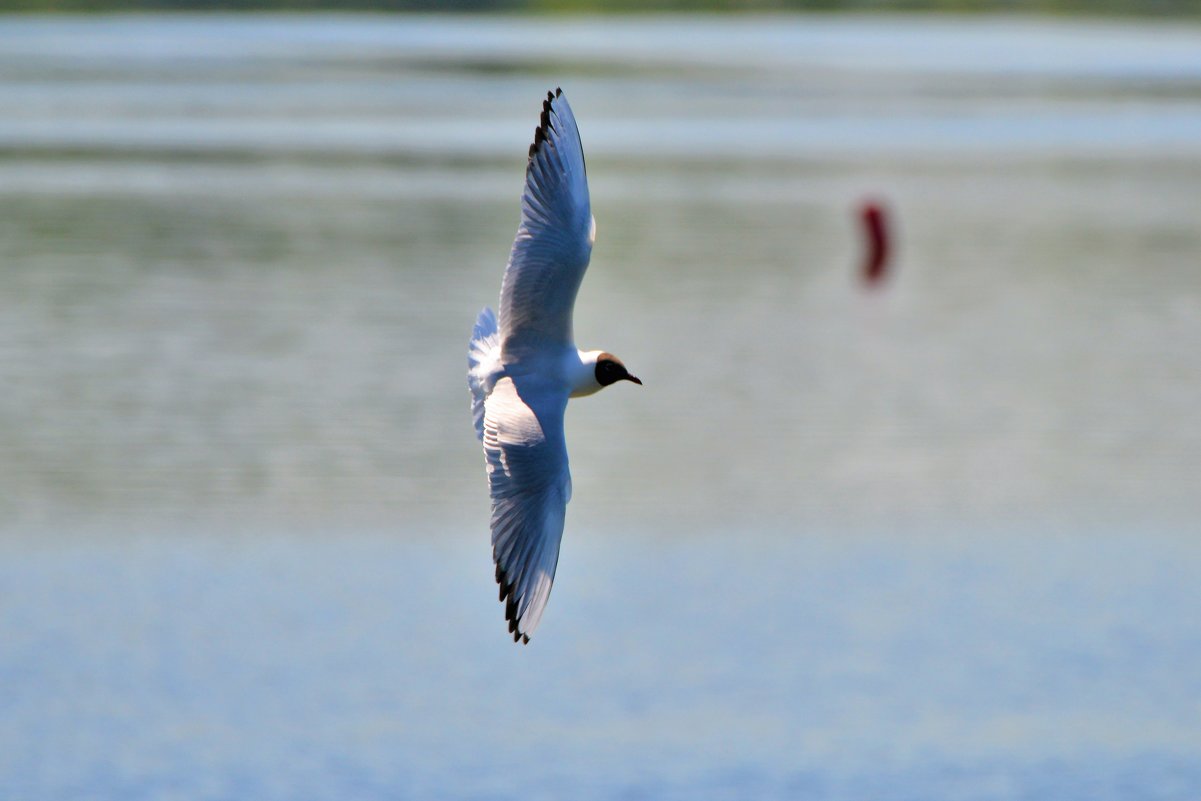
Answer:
[
  {"left": 499, "top": 88, "right": 593, "bottom": 355},
  {"left": 482, "top": 377, "right": 572, "bottom": 643}
]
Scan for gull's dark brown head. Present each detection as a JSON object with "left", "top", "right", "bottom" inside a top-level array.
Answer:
[{"left": 594, "top": 352, "right": 642, "bottom": 388}]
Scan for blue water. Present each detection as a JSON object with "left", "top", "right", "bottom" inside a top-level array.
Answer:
[
  {"left": 3, "top": 530, "right": 1200, "bottom": 799},
  {"left": 2, "top": 13, "right": 1201, "bottom": 800}
]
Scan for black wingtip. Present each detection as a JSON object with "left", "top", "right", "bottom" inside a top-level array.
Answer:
[
  {"left": 527, "top": 88, "right": 563, "bottom": 163},
  {"left": 495, "top": 560, "right": 527, "bottom": 644}
]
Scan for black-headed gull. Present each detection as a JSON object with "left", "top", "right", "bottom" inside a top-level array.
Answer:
[{"left": 467, "top": 89, "right": 641, "bottom": 644}]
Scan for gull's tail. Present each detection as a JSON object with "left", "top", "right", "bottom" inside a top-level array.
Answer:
[{"left": 467, "top": 307, "right": 501, "bottom": 441}]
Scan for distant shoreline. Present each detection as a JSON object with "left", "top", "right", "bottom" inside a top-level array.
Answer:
[{"left": 1, "top": 3, "right": 1199, "bottom": 19}]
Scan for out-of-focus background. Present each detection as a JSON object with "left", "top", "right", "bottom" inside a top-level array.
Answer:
[{"left": 2, "top": 7, "right": 1201, "bottom": 801}]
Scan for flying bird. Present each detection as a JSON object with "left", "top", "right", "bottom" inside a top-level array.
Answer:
[{"left": 467, "top": 89, "right": 641, "bottom": 644}]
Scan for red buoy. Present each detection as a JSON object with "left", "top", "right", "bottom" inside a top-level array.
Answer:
[{"left": 858, "top": 200, "right": 891, "bottom": 287}]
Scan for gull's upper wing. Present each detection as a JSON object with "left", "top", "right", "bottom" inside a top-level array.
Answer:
[
  {"left": 482, "top": 376, "right": 572, "bottom": 643},
  {"left": 499, "top": 88, "right": 593, "bottom": 355}
]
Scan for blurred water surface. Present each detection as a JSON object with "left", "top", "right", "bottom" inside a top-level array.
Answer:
[{"left": 1, "top": 14, "right": 1200, "bottom": 800}]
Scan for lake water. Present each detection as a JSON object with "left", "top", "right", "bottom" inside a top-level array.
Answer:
[{"left": 1, "top": 13, "right": 1200, "bottom": 800}]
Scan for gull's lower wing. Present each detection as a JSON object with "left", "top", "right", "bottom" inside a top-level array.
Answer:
[
  {"left": 499, "top": 89, "right": 593, "bottom": 354},
  {"left": 482, "top": 376, "right": 572, "bottom": 643}
]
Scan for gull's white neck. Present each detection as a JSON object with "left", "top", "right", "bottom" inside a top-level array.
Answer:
[{"left": 567, "top": 349, "right": 603, "bottom": 398}]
